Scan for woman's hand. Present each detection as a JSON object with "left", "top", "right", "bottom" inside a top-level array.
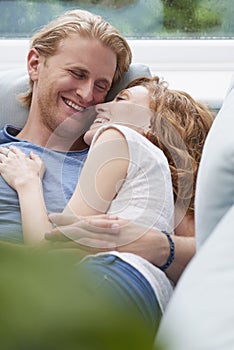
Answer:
[{"left": 0, "top": 145, "right": 45, "bottom": 190}]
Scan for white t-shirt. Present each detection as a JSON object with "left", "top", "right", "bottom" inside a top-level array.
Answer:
[{"left": 90, "top": 124, "right": 174, "bottom": 312}]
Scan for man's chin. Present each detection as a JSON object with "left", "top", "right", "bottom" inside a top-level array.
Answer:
[
  {"left": 70, "top": 106, "right": 96, "bottom": 121},
  {"left": 83, "top": 128, "right": 98, "bottom": 146}
]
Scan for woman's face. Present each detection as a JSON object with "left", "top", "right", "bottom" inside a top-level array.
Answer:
[{"left": 84, "top": 85, "right": 153, "bottom": 145}]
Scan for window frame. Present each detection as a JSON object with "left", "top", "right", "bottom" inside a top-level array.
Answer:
[{"left": 0, "top": 38, "right": 234, "bottom": 110}]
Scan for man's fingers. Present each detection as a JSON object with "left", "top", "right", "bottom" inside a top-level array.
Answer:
[
  {"left": 45, "top": 223, "right": 119, "bottom": 247},
  {"left": 80, "top": 219, "right": 120, "bottom": 234},
  {"left": 49, "top": 213, "right": 79, "bottom": 226},
  {"left": 46, "top": 214, "right": 137, "bottom": 249},
  {"left": 48, "top": 213, "right": 121, "bottom": 232},
  {"left": 45, "top": 230, "right": 71, "bottom": 242}
]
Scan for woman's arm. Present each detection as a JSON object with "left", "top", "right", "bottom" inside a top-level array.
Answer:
[
  {"left": 0, "top": 127, "right": 129, "bottom": 243},
  {"left": 17, "top": 177, "right": 52, "bottom": 244},
  {"left": 0, "top": 146, "right": 52, "bottom": 244},
  {"left": 64, "top": 127, "right": 129, "bottom": 217}
]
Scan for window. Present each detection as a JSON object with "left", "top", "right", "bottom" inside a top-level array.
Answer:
[
  {"left": 1, "top": 0, "right": 234, "bottom": 39},
  {"left": 0, "top": 0, "right": 233, "bottom": 112}
]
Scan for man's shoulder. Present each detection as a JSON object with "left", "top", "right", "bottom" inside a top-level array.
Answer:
[{"left": 0, "top": 124, "right": 22, "bottom": 144}]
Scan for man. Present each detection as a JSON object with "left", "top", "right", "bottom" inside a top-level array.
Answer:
[{"left": 0, "top": 9, "right": 131, "bottom": 242}]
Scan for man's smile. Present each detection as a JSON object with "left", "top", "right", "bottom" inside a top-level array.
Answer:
[{"left": 63, "top": 98, "right": 86, "bottom": 112}]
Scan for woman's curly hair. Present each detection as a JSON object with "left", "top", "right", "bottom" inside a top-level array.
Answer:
[{"left": 127, "top": 76, "right": 214, "bottom": 217}]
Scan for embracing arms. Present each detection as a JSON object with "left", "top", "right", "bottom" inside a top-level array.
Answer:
[
  {"left": 46, "top": 213, "right": 196, "bottom": 284},
  {"left": 0, "top": 136, "right": 195, "bottom": 284},
  {"left": 0, "top": 128, "right": 129, "bottom": 244}
]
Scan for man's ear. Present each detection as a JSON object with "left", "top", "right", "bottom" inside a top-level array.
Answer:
[{"left": 27, "top": 48, "right": 41, "bottom": 81}]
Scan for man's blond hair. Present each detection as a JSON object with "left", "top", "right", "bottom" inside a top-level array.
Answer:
[{"left": 20, "top": 9, "right": 132, "bottom": 106}]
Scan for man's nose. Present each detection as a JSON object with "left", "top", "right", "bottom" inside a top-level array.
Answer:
[{"left": 76, "top": 80, "right": 94, "bottom": 105}]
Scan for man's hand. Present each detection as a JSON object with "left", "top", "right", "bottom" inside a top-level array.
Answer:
[
  {"left": 46, "top": 213, "right": 154, "bottom": 251},
  {"left": 46, "top": 213, "right": 196, "bottom": 284},
  {"left": 45, "top": 213, "right": 166, "bottom": 263},
  {"left": 46, "top": 213, "right": 123, "bottom": 251}
]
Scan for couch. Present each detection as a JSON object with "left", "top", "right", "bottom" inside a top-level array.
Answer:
[{"left": 156, "top": 74, "right": 234, "bottom": 350}]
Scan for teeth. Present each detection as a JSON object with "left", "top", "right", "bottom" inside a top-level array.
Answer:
[
  {"left": 64, "top": 98, "right": 85, "bottom": 112},
  {"left": 94, "top": 118, "right": 107, "bottom": 124}
]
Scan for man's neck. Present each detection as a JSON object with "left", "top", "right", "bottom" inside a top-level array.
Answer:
[{"left": 16, "top": 122, "right": 89, "bottom": 152}]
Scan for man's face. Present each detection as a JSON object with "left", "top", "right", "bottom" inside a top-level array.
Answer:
[{"left": 30, "top": 34, "right": 117, "bottom": 142}]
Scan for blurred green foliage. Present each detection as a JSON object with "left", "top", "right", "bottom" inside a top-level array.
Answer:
[
  {"left": 0, "top": 243, "right": 163, "bottom": 349},
  {"left": 161, "top": 0, "right": 221, "bottom": 33},
  {"left": 0, "top": 0, "right": 233, "bottom": 38}
]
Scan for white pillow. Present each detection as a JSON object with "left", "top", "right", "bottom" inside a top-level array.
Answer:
[
  {"left": 195, "top": 80, "right": 234, "bottom": 248},
  {"left": 156, "top": 205, "right": 234, "bottom": 350},
  {"left": 0, "top": 68, "right": 29, "bottom": 128}
]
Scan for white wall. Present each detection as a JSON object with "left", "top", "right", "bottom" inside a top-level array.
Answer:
[
  {"left": 130, "top": 40, "right": 234, "bottom": 111},
  {"left": 1, "top": 39, "right": 234, "bottom": 110}
]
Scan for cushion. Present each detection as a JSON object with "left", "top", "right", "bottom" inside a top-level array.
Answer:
[
  {"left": 0, "top": 63, "right": 151, "bottom": 129},
  {"left": 225, "top": 72, "right": 234, "bottom": 97},
  {"left": 106, "top": 63, "right": 152, "bottom": 101},
  {"left": 195, "top": 76, "right": 234, "bottom": 247},
  {"left": 0, "top": 68, "right": 30, "bottom": 128},
  {"left": 155, "top": 75, "right": 234, "bottom": 350},
  {"left": 156, "top": 205, "right": 234, "bottom": 350}
]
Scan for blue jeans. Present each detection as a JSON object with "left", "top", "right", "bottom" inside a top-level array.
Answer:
[{"left": 78, "top": 254, "right": 161, "bottom": 338}]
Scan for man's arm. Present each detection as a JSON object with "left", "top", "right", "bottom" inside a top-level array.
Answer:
[
  {"left": 46, "top": 214, "right": 196, "bottom": 284},
  {"left": 103, "top": 221, "right": 196, "bottom": 284}
]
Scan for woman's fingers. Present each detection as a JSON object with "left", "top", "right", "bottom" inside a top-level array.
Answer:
[
  {"left": 0, "top": 147, "right": 11, "bottom": 161},
  {"left": 0, "top": 145, "right": 28, "bottom": 160},
  {"left": 0, "top": 146, "right": 9, "bottom": 155},
  {"left": 9, "top": 145, "right": 26, "bottom": 155}
]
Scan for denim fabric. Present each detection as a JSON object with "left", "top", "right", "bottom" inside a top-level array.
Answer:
[{"left": 79, "top": 254, "right": 161, "bottom": 338}]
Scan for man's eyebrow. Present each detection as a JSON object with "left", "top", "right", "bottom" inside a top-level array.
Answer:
[{"left": 70, "top": 66, "right": 88, "bottom": 74}]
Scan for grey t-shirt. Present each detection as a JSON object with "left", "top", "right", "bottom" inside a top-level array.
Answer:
[{"left": 0, "top": 125, "right": 88, "bottom": 243}]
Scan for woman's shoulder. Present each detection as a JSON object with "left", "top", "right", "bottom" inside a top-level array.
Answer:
[
  {"left": 93, "top": 124, "right": 145, "bottom": 143},
  {"left": 91, "top": 124, "right": 127, "bottom": 146},
  {"left": 91, "top": 124, "right": 167, "bottom": 162}
]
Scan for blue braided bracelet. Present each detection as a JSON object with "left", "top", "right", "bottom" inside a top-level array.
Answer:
[{"left": 159, "top": 230, "right": 175, "bottom": 271}]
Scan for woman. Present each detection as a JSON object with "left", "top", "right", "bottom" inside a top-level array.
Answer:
[{"left": 0, "top": 76, "right": 214, "bottom": 338}]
